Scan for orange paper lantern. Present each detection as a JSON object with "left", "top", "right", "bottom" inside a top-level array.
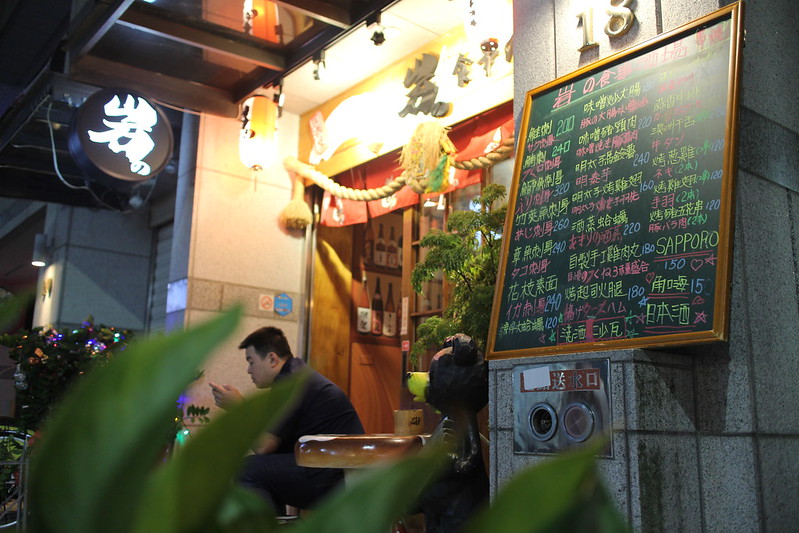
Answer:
[{"left": 239, "top": 94, "right": 277, "bottom": 170}]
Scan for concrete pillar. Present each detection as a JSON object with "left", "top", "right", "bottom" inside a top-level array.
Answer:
[
  {"left": 165, "top": 113, "right": 199, "bottom": 333},
  {"left": 180, "top": 110, "right": 307, "bottom": 411},
  {"left": 33, "top": 202, "right": 152, "bottom": 331}
]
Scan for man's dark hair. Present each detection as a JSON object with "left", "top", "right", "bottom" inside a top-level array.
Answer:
[{"left": 238, "top": 327, "right": 293, "bottom": 360}]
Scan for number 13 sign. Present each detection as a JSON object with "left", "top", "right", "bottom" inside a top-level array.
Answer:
[{"left": 578, "top": 0, "right": 636, "bottom": 52}]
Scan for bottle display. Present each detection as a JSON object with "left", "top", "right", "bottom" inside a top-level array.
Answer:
[
  {"left": 387, "top": 226, "right": 398, "bottom": 269},
  {"left": 374, "top": 223, "right": 387, "bottom": 267},
  {"left": 371, "top": 277, "right": 384, "bottom": 336},
  {"left": 383, "top": 282, "right": 396, "bottom": 337},
  {"left": 363, "top": 221, "right": 374, "bottom": 266},
  {"left": 357, "top": 276, "right": 371, "bottom": 334},
  {"left": 353, "top": 214, "right": 401, "bottom": 344},
  {"left": 397, "top": 235, "right": 403, "bottom": 269}
]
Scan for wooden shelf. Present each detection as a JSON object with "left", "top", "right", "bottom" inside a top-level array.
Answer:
[
  {"left": 362, "top": 264, "right": 402, "bottom": 277},
  {"left": 352, "top": 332, "right": 401, "bottom": 347}
]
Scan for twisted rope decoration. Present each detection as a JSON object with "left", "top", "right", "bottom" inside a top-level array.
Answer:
[
  {"left": 283, "top": 133, "right": 515, "bottom": 202},
  {"left": 451, "top": 135, "right": 516, "bottom": 171},
  {"left": 278, "top": 132, "right": 515, "bottom": 229},
  {"left": 284, "top": 157, "right": 407, "bottom": 201}
]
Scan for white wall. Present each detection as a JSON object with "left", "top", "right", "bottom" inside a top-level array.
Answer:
[{"left": 181, "top": 110, "right": 308, "bottom": 411}]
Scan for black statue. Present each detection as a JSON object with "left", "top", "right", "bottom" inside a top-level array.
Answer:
[{"left": 408, "top": 334, "right": 489, "bottom": 533}]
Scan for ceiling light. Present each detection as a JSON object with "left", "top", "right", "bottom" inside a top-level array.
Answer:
[
  {"left": 463, "top": 0, "right": 513, "bottom": 53},
  {"left": 31, "top": 233, "right": 51, "bottom": 268},
  {"left": 371, "top": 30, "right": 386, "bottom": 46},
  {"left": 423, "top": 195, "right": 447, "bottom": 210},
  {"left": 366, "top": 11, "right": 392, "bottom": 46}
]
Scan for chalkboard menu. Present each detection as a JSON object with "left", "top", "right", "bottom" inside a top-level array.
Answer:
[{"left": 488, "top": 4, "right": 743, "bottom": 359}]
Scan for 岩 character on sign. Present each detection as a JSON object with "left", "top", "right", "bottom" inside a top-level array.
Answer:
[
  {"left": 87, "top": 94, "right": 158, "bottom": 176},
  {"left": 399, "top": 53, "right": 452, "bottom": 118}
]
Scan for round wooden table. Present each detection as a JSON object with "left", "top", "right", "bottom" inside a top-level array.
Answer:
[{"left": 295, "top": 434, "right": 427, "bottom": 469}]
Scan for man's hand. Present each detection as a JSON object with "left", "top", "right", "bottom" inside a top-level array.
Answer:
[{"left": 209, "top": 381, "right": 244, "bottom": 409}]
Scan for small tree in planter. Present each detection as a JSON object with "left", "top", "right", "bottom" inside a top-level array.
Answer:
[{"left": 410, "top": 183, "right": 508, "bottom": 366}]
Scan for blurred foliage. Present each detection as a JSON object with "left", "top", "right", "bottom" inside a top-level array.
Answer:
[
  {"left": 0, "top": 423, "right": 28, "bottom": 516},
  {"left": 410, "top": 184, "right": 507, "bottom": 366},
  {"left": 0, "top": 296, "right": 630, "bottom": 533},
  {"left": 0, "top": 318, "right": 131, "bottom": 432},
  {"left": 22, "top": 307, "right": 451, "bottom": 533},
  {"left": 467, "top": 438, "right": 630, "bottom": 533},
  {"left": 0, "top": 290, "right": 33, "bottom": 334}
]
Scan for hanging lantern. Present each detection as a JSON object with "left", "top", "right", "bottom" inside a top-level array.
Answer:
[
  {"left": 243, "top": 0, "right": 281, "bottom": 43},
  {"left": 239, "top": 95, "right": 278, "bottom": 171}
]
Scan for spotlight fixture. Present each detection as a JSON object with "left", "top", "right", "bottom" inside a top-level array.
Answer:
[
  {"left": 31, "top": 233, "right": 52, "bottom": 268},
  {"left": 273, "top": 80, "right": 285, "bottom": 118},
  {"left": 367, "top": 11, "right": 387, "bottom": 46},
  {"left": 312, "top": 50, "right": 326, "bottom": 81},
  {"left": 423, "top": 194, "right": 447, "bottom": 210},
  {"left": 371, "top": 30, "right": 386, "bottom": 46}
]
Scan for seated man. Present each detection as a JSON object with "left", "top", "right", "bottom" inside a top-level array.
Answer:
[{"left": 210, "top": 326, "right": 364, "bottom": 512}]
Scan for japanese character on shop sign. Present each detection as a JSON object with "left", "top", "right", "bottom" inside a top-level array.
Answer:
[
  {"left": 478, "top": 38, "right": 500, "bottom": 77},
  {"left": 87, "top": 94, "right": 158, "bottom": 176},
  {"left": 453, "top": 53, "right": 473, "bottom": 87},
  {"left": 399, "top": 53, "right": 452, "bottom": 118}
]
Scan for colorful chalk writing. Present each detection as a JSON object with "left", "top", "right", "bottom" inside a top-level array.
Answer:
[{"left": 489, "top": 7, "right": 742, "bottom": 358}]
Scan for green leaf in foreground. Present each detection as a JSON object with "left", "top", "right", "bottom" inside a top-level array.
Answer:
[
  {"left": 0, "top": 290, "right": 33, "bottom": 335},
  {"left": 466, "top": 438, "right": 630, "bottom": 533},
  {"left": 289, "top": 445, "right": 448, "bottom": 533},
  {"left": 27, "top": 308, "right": 242, "bottom": 533},
  {"left": 132, "top": 372, "right": 307, "bottom": 533}
]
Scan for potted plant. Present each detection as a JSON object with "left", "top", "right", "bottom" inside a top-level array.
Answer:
[{"left": 410, "top": 183, "right": 508, "bottom": 366}]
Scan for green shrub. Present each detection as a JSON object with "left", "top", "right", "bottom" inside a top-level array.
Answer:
[
  {"left": 0, "top": 319, "right": 131, "bottom": 432},
  {"left": 410, "top": 184, "right": 507, "bottom": 366}
]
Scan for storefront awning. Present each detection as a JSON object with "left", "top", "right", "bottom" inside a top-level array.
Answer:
[{"left": 320, "top": 101, "right": 514, "bottom": 226}]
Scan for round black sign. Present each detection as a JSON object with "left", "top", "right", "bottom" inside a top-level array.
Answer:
[{"left": 68, "top": 88, "right": 173, "bottom": 189}]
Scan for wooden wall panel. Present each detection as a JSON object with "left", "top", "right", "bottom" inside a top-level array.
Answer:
[
  {"left": 349, "top": 342, "right": 402, "bottom": 434},
  {"left": 309, "top": 224, "right": 353, "bottom": 393}
]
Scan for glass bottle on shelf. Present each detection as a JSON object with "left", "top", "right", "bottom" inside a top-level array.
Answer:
[
  {"left": 383, "top": 282, "right": 396, "bottom": 337},
  {"left": 387, "top": 226, "right": 398, "bottom": 269},
  {"left": 397, "top": 234, "right": 403, "bottom": 268},
  {"left": 371, "top": 277, "right": 384, "bottom": 336},
  {"left": 374, "top": 223, "right": 387, "bottom": 267},
  {"left": 356, "top": 276, "right": 371, "bottom": 334},
  {"left": 363, "top": 220, "right": 374, "bottom": 266}
]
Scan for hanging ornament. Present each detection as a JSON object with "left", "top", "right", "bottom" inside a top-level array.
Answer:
[
  {"left": 14, "top": 364, "right": 27, "bottom": 391},
  {"left": 463, "top": 0, "right": 513, "bottom": 68},
  {"left": 399, "top": 122, "right": 455, "bottom": 194}
]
